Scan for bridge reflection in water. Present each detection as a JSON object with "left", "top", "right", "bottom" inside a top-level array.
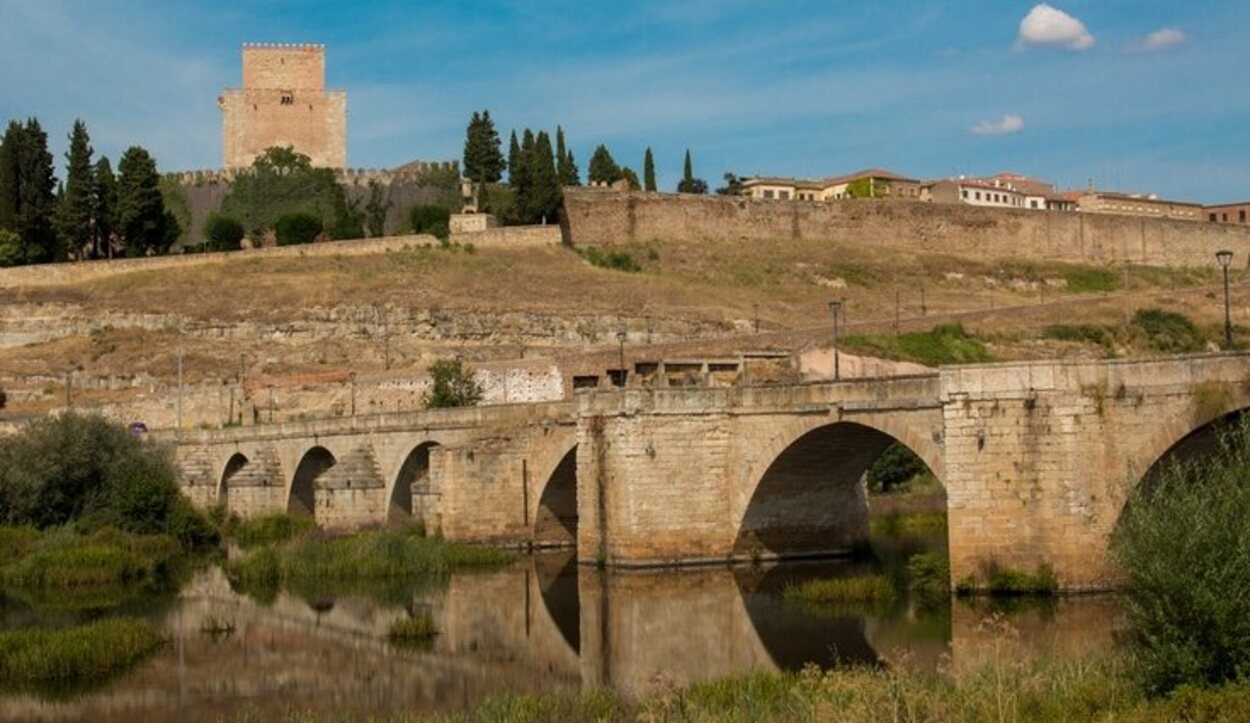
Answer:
[{"left": 0, "top": 554, "right": 1127, "bottom": 723}]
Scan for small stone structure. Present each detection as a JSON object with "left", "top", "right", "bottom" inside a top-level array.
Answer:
[{"left": 449, "top": 213, "right": 500, "bottom": 234}]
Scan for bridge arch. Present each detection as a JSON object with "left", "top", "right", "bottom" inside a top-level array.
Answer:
[
  {"left": 389, "top": 442, "right": 439, "bottom": 524},
  {"left": 289, "top": 446, "right": 336, "bottom": 518},
  {"left": 733, "top": 414, "right": 943, "bottom": 560},
  {"left": 533, "top": 444, "right": 579, "bottom": 548},
  {"left": 218, "top": 452, "right": 249, "bottom": 508}
]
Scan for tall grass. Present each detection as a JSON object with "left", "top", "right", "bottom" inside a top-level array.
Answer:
[
  {"left": 842, "top": 324, "right": 992, "bottom": 367},
  {"left": 229, "top": 513, "right": 317, "bottom": 549},
  {"left": 387, "top": 612, "right": 438, "bottom": 650},
  {"left": 1112, "top": 417, "right": 1250, "bottom": 694},
  {"left": 0, "top": 527, "right": 182, "bottom": 587},
  {"left": 783, "top": 574, "right": 896, "bottom": 605},
  {"left": 0, "top": 618, "right": 162, "bottom": 686}
]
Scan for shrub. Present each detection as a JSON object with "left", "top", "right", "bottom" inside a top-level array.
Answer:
[
  {"left": 423, "top": 358, "right": 484, "bottom": 409},
  {"left": 579, "top": 246, "right": 641, "bottom": 273},
  {"left": 1064, "top": 267, "right": 1118, "bottom": 293},
  {"left": 1043, "top": 324, "right": 1115, "bottom": 350},
  {"left": 410, "top": 204, "right": 451, "bottom": 241},
  {"left": 783, "top": 574, "right": 896, "bottom": 604},
  {"left": 842, "top": 324, "right": 992, "bottom": 367},
  {"left": 866, "top": 443, "right": 929, "bottom": 493},
  {"left": 0, "top": 618, "right": 163, "bottom": 686},
  {"left": 985, "top": 563, "right": 1058, "bottom": 596},
  {"left": 0, "top": 412, "right": 215, "bottom": 547},
  {"left": 1111, "top": 417, "right": 1250, "bottom": 694},
  {"left": 274, "top": 211, "right": 324, "bottom": 246},
  {"left": 907, "top": 552, "right": 951, "bottom": 606},
  {"left": 202, "top": 212, "right": 245, "bottom": 251},
  {"left": 1131, "top": 308, "right": 1205, "bottom": 353}
]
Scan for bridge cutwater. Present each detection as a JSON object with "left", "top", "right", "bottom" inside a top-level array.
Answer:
[{"left": 165, "top": 352, "right": 1250, "bottom": 591}]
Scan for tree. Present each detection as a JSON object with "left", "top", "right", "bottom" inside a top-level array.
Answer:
[
  {"left": 274, "top": 211, "right": 323, "bottom": 246},
  {"left": 643, "top": 147, "right": 657, "bottom": 192},
  {"left": 621, "top": 167, "right": 641, "bottom": 191},
  {"left": 409, "top": 205, "right": 450, "bottom": 241},
  {"left": 555, "top": 126, "right": 579, "bottom": 187},
  {"left": 507, "top": 130, "right": 521, "bottom": 185},
  {"left": 845, "top": 177, "right": 888, "bottom": 199},
  {"left": 462, "top": 110, "right": 504, "bottom": 185},
  {"left": 676, "top": 149, "right": 707, "bottom": 194},
  {"left": 221, "top": 146, "right": 358, "bottom": 240},
  {"left": 55, "top": 120, "right": 94, "bottom": 259},
  {"left": 0, "top": 121, "right": 20, "bottom": 231},
  {"left": 0, "top": 229, "right": 21, "bottom": 267},
  {"left": 15, "top": 118, "right": 58, "bottom": 262},
  {"left": 203, "top": 212, "right": 245, "bottom": 251},
  {"left": 423, "top": 359, "right": 483, "bottom": 409},
  {"left": 716, "top": 172, "right": 744, "bottom": 196},
  {"left": 865, "top": 443, "right": 929, "bottom": 494},
  {"left": 116, "top": 146, "right": 171, "bottom": 257},
  {"left": 252, "top": 145, "right": 311, "bottom": 175},
  {"left": 91, "top": 156, "right": 118, "bottom": 258},
  {"left": 364, "top": 180, "right": 391, "bottom": 237},
  {"left": 588, "top": 144, "right": 622, "bottom": 185},
  {"left": 525, "top": 130, "right": 559, "bottom": 223}
]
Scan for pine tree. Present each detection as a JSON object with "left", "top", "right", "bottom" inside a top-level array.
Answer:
[
  {"left": 507, "top": 130, "right": 521, "bottom": 185},
  {"left": 117, "top": 146, "right": 170, "bottom": 257},
  {"left": 643, "top": 147, "right": 657, "bottom": 192},
  {"left": 15, "top": 118, "right": 57, "bottom": 262},
  {"left": 462, "top": 110, "right": 504, "bottom": 185},
  {"left": 91, "top": 156, "right": 118, "bottom": 258},
  {"left": 0, "top": 121, "right": 21, "bottom": 231},
  {"left": 530, "top": 131, "right": 559, "bottom": 223},
  {"left": 587, "top": 145, "right": 622, "bottom": 185},
  {"left": 556, "top": 126, "right": 579, "bottom": 187},
  {"left": 55, "top": 120, "right": 94, "bottom": 260},
  {"left": 621, "top": 167, "right": 641, "bottom": 191}
]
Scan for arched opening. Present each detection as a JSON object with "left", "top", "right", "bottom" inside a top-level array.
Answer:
[
  {"left": 390, "top": 442, "right": 439, "bottom": 524},
  {"left": 735, "top": 422, "right": 942, "bottom": 561},
  {"left": 1139, "top": 410, "right": 1248, "bottom": 490},
  {"left": 534, "top": 446, "right": 578, "bottom": 548},
  {"left": 289, "top": 446, "right": 336, "bottom": 518},
  {"left": 219, "top": 452, "right": 249, "bottom": 508}
]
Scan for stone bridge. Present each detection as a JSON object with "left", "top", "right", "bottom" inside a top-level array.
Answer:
[{"left": 170, "top": 353, "right": 1250, "bottom": 590}]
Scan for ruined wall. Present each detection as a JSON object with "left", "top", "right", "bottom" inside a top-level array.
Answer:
[{"left": 563, "top": 190, "right": 1250, "bottom": 268}]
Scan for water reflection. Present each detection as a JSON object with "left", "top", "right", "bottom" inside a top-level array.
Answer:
[{"left": 0, "top": 552, "right": 1130, "bottom": 722}]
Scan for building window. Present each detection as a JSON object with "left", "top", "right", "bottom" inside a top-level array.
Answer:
[
  {"left": 1224, "top": 213, "right": 1230, "bottom": 222},
  {"left": 280, "top": 91, "right": 294, "bottom": 105},
  {"left": 975, "top": 191, "right": 981, "bottom": 201},
  {"left": 1241, "top": 210, "right": 1247, "bottom": 223},
  {"left": 779, "top": 190, "right": 790, "bottom": 200},
  {"left": 763, "top": 190, "right": 774, "bottom": 199},
  {"left": 961, "top": 190, "right": 968, "bottom": 199}
]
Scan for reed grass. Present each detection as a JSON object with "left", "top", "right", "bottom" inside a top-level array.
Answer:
[
  {"left": 0, "top": 527, "right": 181, "bottom": 588},
  {"left": 783, "top": 574, "right": 897, "bottom": 605},
  {"left": 0, "top": 618, "right": 162, "bottom": 686},
  {"left": 230, "top": 513, "right": 317, "bottom": 549},
  {"left": 387, "top": 613, "right": 438, "bottom": 650}
]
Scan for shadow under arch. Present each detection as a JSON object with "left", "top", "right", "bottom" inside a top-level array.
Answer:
[
  {"left": 1137, "top": 409, "right": 1249, "bottom": 492},
  {"left": 533, "top": 551, "right": 581, "bottom": 654},
  {"left": 735, "top": 421, "right": 940, "bottom": 560},
  {"left": 390, "top": 442, "right": 439, "bottom": 524},
  {"left": 219, "top": 452, "right": 248, "bottom": 508},
  {"left": 289, "top": 446, "right": 336, "bottom": 518},
  {"left": 534, "top": 445, "right": 578, "bottom": 548}
]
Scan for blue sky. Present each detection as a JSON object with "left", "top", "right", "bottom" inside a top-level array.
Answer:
[{"left": 2, "top": 0, "right": 1247, "bottom": 202}]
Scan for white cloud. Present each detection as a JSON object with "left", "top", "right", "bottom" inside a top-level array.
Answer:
[
  {"left": 1138, "top": 28, "right": 1188, "bottom": 52},
  {"left": 1018, "top": 4, "right": 1095, "bottom": 51},
  {"left": 971, "top": 114, "right": 1025, "bottom": 136}
]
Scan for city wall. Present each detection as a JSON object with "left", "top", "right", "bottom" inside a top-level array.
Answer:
[{"left": 562, "top": 190, "right": 1250, "bottom": 268}]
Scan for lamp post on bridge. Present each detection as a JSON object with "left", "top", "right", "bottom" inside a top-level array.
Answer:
[
  {"left": 1217, "top": 249, "right": 1234, "bottom": 349},
  {"left": 828, "top": 299, "right": 842, "bottom": 381}
]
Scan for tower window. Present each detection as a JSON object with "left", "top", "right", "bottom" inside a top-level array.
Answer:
[{"left": 280, "top": 91, "right": 294, "bottom": 105}]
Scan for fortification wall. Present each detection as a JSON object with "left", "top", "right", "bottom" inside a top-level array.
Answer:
[
  {"left": 562, "top": 190, "right": 1250, "bottom": 268},
  {"left": 450, "top": 224, "right": 561, "bottom": 248}
]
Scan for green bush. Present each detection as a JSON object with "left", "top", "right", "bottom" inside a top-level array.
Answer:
[
  {"left": 1131, "top": 308, "right": 1206, "bottom": 353},
  {"left": 985, "top": 563, "right": 1058, "bottom": 597},
  {"left": 866, "top": 443, "right": 929, "bottom": 493},
  {"left": 410, "top": 204, "right": 451, "bottom": 241},
  {"left": 1064, "top": 267, "right": 1118, "bottom": 293},
  {"left": 907, "top": 552, "right": 951, "bottom": 606},
  {"left": 0, "top": 618, "right": 162, "bottom": 686},
  {"left": 423, "top": 358, "right": 484, "bottom": 409},
  {"left": 579, "top": 246, "right": 641, "bottom": 273},
  {"left": 274, "top": 211, "right": 324, "bottom": 246},
  {"left": 0, "top": 413, "right": 214, "bottom": 546},
  {"left": 202, "top": 212, "right": 245, "bottom": 251},
  {"left": 1043, "top": 324, "right": 1115, "bottom": 350},
  {"left": 1111, "top": 417, "right": 1250, "bottom": 694}
]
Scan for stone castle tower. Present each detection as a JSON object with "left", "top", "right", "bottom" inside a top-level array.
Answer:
[{"left": 218, "top": 43, "right": 347, "bottom": 169}]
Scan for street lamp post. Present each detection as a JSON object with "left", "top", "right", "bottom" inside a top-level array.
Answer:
[
  {"left": 616, "top": 331, "right": 627, "bottom": 387},
  {"left": 1217, "top": 249, "right": 1234, "bottom": 349},
  {"left": 828, "top": 300, "right": 842, "bottom": 381}
]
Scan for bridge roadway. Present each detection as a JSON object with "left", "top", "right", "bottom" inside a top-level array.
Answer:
[{"left": 167, "top": 352, "right": 1250, "bottom": 591}]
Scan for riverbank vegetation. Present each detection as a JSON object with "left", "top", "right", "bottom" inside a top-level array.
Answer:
[
  {"left": 784, "top": 574, "right": 896, "bottom": 605},
  {"left": 0, "top": 618, "right": 163, "bottom": 688},
  {"left": 387, "top": 613, "right": 438, "bottom": 650}
]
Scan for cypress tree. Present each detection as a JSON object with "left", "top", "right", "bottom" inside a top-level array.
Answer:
[
  {"left": 507, "top": 130, "right": 521, "bottom": 185},
  {"left": 556, "top": 126, "right": 579, "bottom": 187},
  {"left": 0, "top": 121, "right": 21, "bottom": 231},
  {"left": 117, "top": 146, "right": 169, "bottom": 257},
  {"left": 643, "top": 147, "right": 656, "bottom": 192},
  {"left": 587, "top": 145, "right": 622, "bottom": 185},
  {"left": 55, "top": 119, "right": 95, "bottom": 260},
  {"left": 462, "top": 109, "right": 503, "bottom": 185},
  {"left": 682, "top": 149, "right": 693, "bottom": 188},
  {"left": 14, "top": 118, "right": 57, "bottom": 262},
  {"left": 530, "top": 131, "right": 559, "bottom": 223},
  {"left": 92, "top": 156, "right": 118, "bottom": 258},
  {"left": 514, "top": 129, "right": 537, "bottom": 223}
]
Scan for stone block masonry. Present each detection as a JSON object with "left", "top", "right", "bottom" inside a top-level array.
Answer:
[{"left": 562, "top": 189, "right": 1250, "bottom": 268}]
